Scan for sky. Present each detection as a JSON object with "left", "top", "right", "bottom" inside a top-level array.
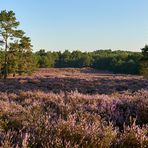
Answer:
[{"left": 1, "top": 0, "right": 148, "bottom": 52}]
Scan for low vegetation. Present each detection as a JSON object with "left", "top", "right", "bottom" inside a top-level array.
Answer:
[
  {"left": 0, "top": 10, "right": 148, "bottom": 148},
  {"left": 0, "top": 68, "right": 148, "bottom": 147}
]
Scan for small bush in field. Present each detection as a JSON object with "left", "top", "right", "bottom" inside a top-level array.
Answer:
[
  {"left": 53, "top": 113, "right": 116, "bottom": 148},
  {"left": 114, "top": 124, "right": 148, "bottom": 148}
]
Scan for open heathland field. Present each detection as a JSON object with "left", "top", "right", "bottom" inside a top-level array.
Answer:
[
  {"left": 0, "top": 68, "right": 148, "bottom": 147},
  {"left": 0, "top": 68, "right": 148, "bottom": 94}
]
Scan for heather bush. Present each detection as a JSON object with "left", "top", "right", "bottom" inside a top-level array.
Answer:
[
  {"left": 0, "top": 69, "right": 148, "bottom": 147},
  {"left": 114, "top": 124, "right": 148, "bottom": 148},
  {"left": 53, "top": 113, "right": 116, "bottom": 148},
  {"left": 0, "top": 90, "right": 148, "bottom": 147}
]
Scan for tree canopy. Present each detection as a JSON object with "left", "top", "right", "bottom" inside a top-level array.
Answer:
[
  {"left": 0, "top": 10, "right": 147, "bottom": 78},
  {"left": 34, "top": 49, "right": 142, "bottom": 75},
  {"left": 140, "top": 45, "right": 148, "bottom": 77},
  {"left": 0, "top": 10, "right": 34, "bottom": 78}
]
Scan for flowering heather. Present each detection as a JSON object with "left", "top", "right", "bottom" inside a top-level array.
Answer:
[{"left": 0, "top": 68, "right": 148, "bottom": 147}]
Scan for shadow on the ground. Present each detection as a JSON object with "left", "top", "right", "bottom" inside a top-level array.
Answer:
[{"left": 0, "top": 76, "right": 147, "bottom": 94}]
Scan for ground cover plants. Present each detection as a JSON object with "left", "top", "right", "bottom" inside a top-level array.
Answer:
[{"left": 0, "top": 68, "right": 148, "bottom": 147}]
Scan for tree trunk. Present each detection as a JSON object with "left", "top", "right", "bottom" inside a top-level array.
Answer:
[
  {"left": 13, "top": 73, "right": 16, "bottom": 77},
  {"left": 4, "top": 37, "right": 8, "bottom": 79}
]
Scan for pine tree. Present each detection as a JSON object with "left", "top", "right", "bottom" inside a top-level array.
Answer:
[{"left": 0, "top": 10, "right": 24, "bottom": 79}]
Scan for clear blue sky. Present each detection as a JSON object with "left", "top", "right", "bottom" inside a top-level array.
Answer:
[{"left": 1, "top": 0, "right": 148, "bottom": 52}]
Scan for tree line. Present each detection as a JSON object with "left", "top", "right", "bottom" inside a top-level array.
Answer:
[
  {"left": 33, "top": 47, "right": 148, "bottom": 76},
  {"left": 0, "top": 10, "right": 148, "bottom": 78},
  {"left": 35, "top": 49, "right": 144, "bottom": 74}
]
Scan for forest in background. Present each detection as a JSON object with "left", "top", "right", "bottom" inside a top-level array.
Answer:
[
  {"left": 0, "top": 48, "right": 147, "bottom": 76},
  {"left": 34, "top": 49, "right": 142, "bottom": 74},
  {"left": 0, "top": 10, "right": 148, "bottom": 78}
]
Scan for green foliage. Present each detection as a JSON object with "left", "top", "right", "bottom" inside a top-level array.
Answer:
[
  {"left": 34, "top": 49, "right": 142, "bottom": 74},
  {"left": 35, "top": 49, "right": 59, "bottom": 68},
  {"left": 0, "top": 10, "right": 34, "bottom": 78},
  {"left": 141, "top": 45, "right": 148, "bottom": 59},
  {"left": 140, "top": 45, "right": 148, "bottom": 77},
  {"left": 0, "top": 10, "right": 25, "bottom": 78},
  {"left": 0, "top": 10, "right": 146, "bottom": 76},
  {"left": 140, "top": 60, "right": 148, "bottom": 77}
]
